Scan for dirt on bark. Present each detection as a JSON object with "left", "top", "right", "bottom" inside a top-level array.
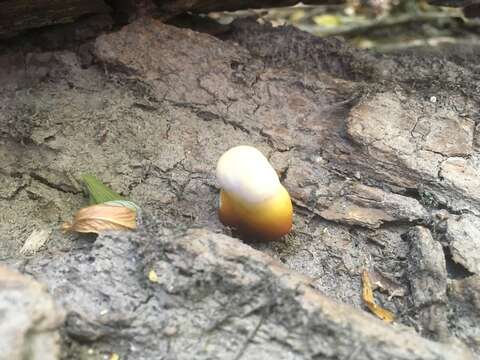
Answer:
[{"left": 1, "top": 15, "right": 480, "bottom": 359}]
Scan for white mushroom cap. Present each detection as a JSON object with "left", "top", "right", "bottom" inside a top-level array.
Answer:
[{"left": 216, "top": 145, "right": 281, "bottom": 204}]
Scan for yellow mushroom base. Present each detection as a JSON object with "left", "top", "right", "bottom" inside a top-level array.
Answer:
[{"left": 218, "top": 186, "right": 293, "bottom": 241}]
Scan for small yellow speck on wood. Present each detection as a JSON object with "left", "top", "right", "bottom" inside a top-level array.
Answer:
[
  {"left": 362, "top": 270, "right": 395, "bottom": 323},
  {"left": 148, "top": 269, "right": 159, "bottom": 283}
]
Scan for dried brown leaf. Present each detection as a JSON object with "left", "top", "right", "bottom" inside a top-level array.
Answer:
[
  {"left": 62, "top": 204, "right": 136, "bottom": 234},
  {"left": 362, "top": 270, "right": 395, "bottom": 323}
]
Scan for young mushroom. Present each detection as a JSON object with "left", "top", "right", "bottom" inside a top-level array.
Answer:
[{"left": 216, "top": 145, "right": 293, "bottom": 241}]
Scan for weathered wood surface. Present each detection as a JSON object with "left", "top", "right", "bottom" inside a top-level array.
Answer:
[
  {"left": 158, "top": 0, "right": 343, "bottom": 14},
  {"left": 0, "top": 0, "right": 344, "bottom": 38},
  {"left": 0, "top": 0, "right": 110, "bottom": 37},
  {"left": 1, "top": 17, "right": 480, "bottom": 358}
]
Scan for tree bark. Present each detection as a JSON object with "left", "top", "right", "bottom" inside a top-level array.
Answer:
[
  {"left": 0, "top": 0, "right": 344, "bottom": 38},
  {"left": 157, "top": 0, "right": 344, "bottom": 14},
  {"left": 0, "top": 0, "right": 110, "bottom": 38}
]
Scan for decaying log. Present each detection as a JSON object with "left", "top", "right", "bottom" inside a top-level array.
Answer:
[
  {"left": 2, "top": 12, "right": 480, "bottom": 360},
  {"left": 0, "top": 266, "right": 64, "bottom": 360},
  {"left": 0, "top": 0, "right": 110, "bottom": 38},
  {"left": 23, "top": 222, "right": 473, "bottom": 359},
  {"left": 0, "top": 0, "right": 346, "bottom": 39},
  {"left": 157, "top": 0, "right": 344, "bottom": 14}
]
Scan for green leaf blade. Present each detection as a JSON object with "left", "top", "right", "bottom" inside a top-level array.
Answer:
[{"left": 82, "top": 174, "right": 125, "bottom": 204}]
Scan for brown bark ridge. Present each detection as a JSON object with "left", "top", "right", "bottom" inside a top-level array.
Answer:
[
  {"left": 0, "top": 0, "right": 346, "bottom": 38},
  {"left": 0, "top": 0, "right": 111, "bottom": 38},
  {"left": 0, "top": 266, "right": 64, "bottom": 360},
  {"left": 24, "top": 222, "right": 473, "bottom": 360},
  {"left": 157, "top": 0, "right": 344, "bottom": 14}
]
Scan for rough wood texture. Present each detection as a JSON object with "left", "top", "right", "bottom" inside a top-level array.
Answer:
[
  {"left": 0, "top": 0, "right": 345, "bottom": 38},
  {"left": 157, "top": 0, "right": 343, "bottom": 14},
  {"left": 0, "top": 266, "right": 64, "bottom": 360},
  {"left": 24, "top": 224, "right": 472, "bottom": 359},
  {"left": 0, "top": 0, "right": 110, "bottom": 37},
  {"left": 1, "top": 16, "right": 480, "bottom": 359}
]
